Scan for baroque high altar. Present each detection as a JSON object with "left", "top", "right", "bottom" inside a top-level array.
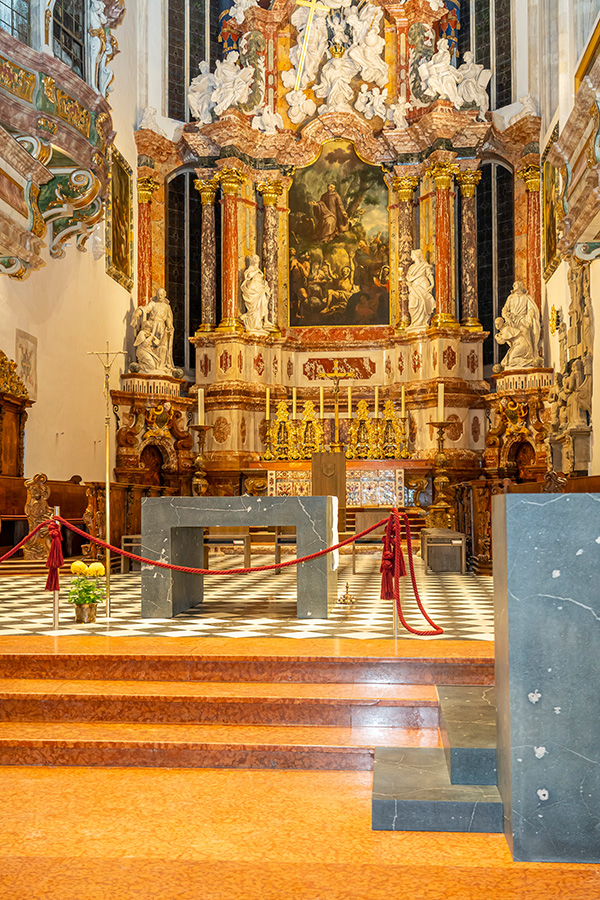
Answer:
[{"left": 128, "top": 0, "right": 550, "bottom": 504}]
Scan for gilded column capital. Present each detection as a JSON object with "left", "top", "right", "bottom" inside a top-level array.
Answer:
[
  {"left": 392, "top": 175, "right": 419, "bottom": 203},
  {"left": 194, "top": 176, "right": 219, "bottom": 204},
  {"left": 456, "top": 169, "right": 482, "bottom": 199},
  {"left": 137, "top": 176, "right": 160, "bottom": 204},
  {"left": 426, "top": 161, "right": 459, "bottom": 191},
  {"left": 517, "top": 164, "right": 541, "bottom": 192},
  {"left": 257, "top": 179, "right": 284, "bottom": 206},
  {"left": 218, "top": 168, "right": 246, "bottom": 196}
]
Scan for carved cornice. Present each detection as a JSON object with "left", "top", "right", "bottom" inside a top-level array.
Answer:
[{"left": 456, "top": 169, "right": 482, "bottom": 198}]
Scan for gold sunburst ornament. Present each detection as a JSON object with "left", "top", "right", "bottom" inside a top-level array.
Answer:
[{"left": 549, "top": 305, "right": 558, "bottom": 336}]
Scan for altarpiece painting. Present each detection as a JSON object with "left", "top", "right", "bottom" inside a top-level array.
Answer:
[
  {"left": 106, "top": 146, "right": 133, "bottom": 291},
  {"left": 288, "top": 140, "right": 389, "bottom": 328}
]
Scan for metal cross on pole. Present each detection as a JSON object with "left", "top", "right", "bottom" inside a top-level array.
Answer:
[
  {"left": 294, "top": 0, "right": 330, "bottom": 91},
  {"left": 318, "top": 359, "right": 354, "bottom": 452},
  {"left": 88, "top": 343, "right": 126, "bottom": 617}
]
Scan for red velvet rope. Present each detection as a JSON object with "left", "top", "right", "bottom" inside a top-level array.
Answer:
[{"left": 0, "top": 511, "right": 443, "bottom": 637}]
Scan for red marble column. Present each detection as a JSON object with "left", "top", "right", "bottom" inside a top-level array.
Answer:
[
  {"left": 257, "top": 178, "right": 284, "bottom": 333},
  {"left": 218, "top": 168, "right": 245, "bottom": 332},
  {"left": 428, "top": 161, "right": 459, "bottom": 328},
  {"left": 137, "top": 177, "right": 159, "bottom": 305},
  {"left": 518, "top": 164, "right": 542, "bottom": 311},
  {"left": 456, "top": 169, "right": 482, "bottom": 330},
  {"left": 194, "top": 176, "right": 218, "bottom": 330},
  {"left": 392, "top": 174, "right": 419, "bottom": 329}
]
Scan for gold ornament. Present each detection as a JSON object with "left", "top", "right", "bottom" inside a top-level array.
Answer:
[
  {"left": 392, "top": 175, "right": 419, "bottom": 203},
  {"left": 456, "top": 170, "right": 482, "bottom": 199}
]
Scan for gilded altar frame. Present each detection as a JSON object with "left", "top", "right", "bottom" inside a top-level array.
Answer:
[
  {"left": 542, "top": 123, "right": 561, "bottom": 282},
  {"left": 106, "top": 145, "right": 134, "bottom": 291}
]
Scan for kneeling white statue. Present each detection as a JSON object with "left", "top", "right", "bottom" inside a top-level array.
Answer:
[
  {"left": 130, "top": 288, "right": 183, "bottom": 378},
  {"left": 240, "top": 255, "right": 276, "bottom": 334}
]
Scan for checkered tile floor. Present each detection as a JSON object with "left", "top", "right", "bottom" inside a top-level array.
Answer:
[{"left": 0, "top": 552, "right": 494, "bottom": 641}]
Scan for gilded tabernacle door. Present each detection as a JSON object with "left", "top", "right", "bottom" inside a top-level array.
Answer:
[{"left": 288, "top": 139, "right": 389, "bottom": 329}]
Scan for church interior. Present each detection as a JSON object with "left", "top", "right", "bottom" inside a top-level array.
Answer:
[{"left": 1, "top": 0, "right": 600, "bottom": 896}]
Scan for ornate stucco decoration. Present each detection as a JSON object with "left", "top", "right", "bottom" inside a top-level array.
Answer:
[{"left": 0, "top": 349, "right": 29, "bottom": 399}]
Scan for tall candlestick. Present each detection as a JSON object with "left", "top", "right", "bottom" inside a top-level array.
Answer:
[
  {"left": 319, "top": 386, "right": 324, "bottom": 419},
  {"left": 266, "top": 386, "right": 270, "bottom": 421},
  {"left": 292, "top": 387, "right": 297, "bottom": 419},
  {"left": 347, "top": 385, "right": 352, "bottom": 418},
  {"left": 437, "top": 382, "right": 444, "bottom": 422},
  {"left": 374, "top": 386, "right": 379, "bottom": 418},
  {"left": 401, "top": 385, "right": 406, "bottom": 418},
  {"left": 197, "top": 389, "right": 205, "bottom": 426}
]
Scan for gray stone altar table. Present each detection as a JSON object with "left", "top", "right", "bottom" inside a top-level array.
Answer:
[
  {"left": 493, "top": 492, "right": 600, "bottom": 862},
  {"left": 141, "top": 495, "right": 338, "bottom": 619}
]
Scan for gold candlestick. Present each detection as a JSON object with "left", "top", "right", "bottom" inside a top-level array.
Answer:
[{"left": 190, "top": 424, "right": 214, "bottom": 495}]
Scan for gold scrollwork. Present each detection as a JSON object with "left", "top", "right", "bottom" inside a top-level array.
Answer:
[
  {"left": 55, "top": 88, "right": 91, "bottom": 138},
  {"left": 346, "top": 400, "right": 382, "bottom": 460},
  {"left": 0, "top": 349, "right": 28, "bottom": 398},
  {"left": 263, "top": 400, "right": 324, "bottom": 461},
  {"left": 0, "top": 56, "right": 36, "bottom": 102}
]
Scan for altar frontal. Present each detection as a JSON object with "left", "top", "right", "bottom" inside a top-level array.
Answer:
[{"left": 140, "top": 495, "right": 338, "bottom": 619}]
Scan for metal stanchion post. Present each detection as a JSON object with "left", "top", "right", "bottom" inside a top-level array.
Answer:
[{"left": 53, "top": 505, "right": 60, "bottom": 631}]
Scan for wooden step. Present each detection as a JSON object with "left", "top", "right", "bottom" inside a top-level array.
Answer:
[
  {"left": 0, "top": 721, "right": 441, "bottom": 770},
  {"left": 0, "top": 679, "right": 439, "bottom": 727}
]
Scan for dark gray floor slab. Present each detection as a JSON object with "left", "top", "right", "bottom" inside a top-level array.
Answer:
[
  {"left": 437, "top": 685, "right": 497, "bottom": 785},
  {"left": 372, "top": 748, "right": 503, "bottom": 833},
  {"left": 494, "top": 492, "right": 600, "bottom": 863}
]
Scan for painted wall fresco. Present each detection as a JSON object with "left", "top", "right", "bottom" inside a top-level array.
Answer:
[{"left": 288, "top": 140, "right": 389, "bottom": 328}]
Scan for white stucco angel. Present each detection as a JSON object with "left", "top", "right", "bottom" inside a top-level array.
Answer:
[
  {"left": 212, "top": 51, "right": 254, "bottom": 117},
  {"left": 419, "top": 38, "right": 463, "bottom": 107},
  {"left": 188, "top": 61, "right": 217, "bottom": 124},
  {"left": 281, "top": 4, "right": 328, "bottom": 91},
  {"left": 406, "top": 249, "right": 435, "bottom": 328},
  {"left": 387, "top": 97, "right": 411, "bottom": 129},
  {"left": 286, "top": 89, "right": 317, "bottom": 124},
  {"left": 355, "top": 83, "right": 371, "bottom": 115},
  {"left": 240, "top": 255, "right": 275, "bottom": 334},
  {"left": 137, "top": 106, "right": 167, "bottom": 137},
  {"left": 494, "top": 281, "right": 541, "bottom": 369},
  {"left": 230, "top": 0, "right": 258, "bottom": 26},
  {"left": 457, "top": 52, "right": 491, "bottom": 121},
  {"left": 347, "top": 5, "right": 388, "bottom": 88},
  {"left": 314, "top": 50, "right": 359, "bottom": 114},
  {"left": 508, "top": 94, "right": 538, "bottom": 126},
  {"left": 251, "top": 106, "right": 284, "bottom": 134}
]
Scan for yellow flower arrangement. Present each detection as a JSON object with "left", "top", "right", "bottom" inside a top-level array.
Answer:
[
  {"left": 68, "top": 560, "right": 106, "bottom": 606},
  {"left": 70, "top": 561, "right": 88, "bottom": 575}
]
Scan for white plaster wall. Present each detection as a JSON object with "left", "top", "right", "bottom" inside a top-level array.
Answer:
[{"left": 0, "top": 1, "right": 139, "bottom": 482}]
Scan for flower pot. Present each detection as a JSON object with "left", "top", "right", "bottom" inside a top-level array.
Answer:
[{"left": 74, "top": 603, "right": 98, "bottom": 624}]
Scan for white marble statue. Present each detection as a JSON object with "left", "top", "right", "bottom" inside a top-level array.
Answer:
[
  {"left": 347, "top": 6, "right": 388, "bottom": 88},
  {"left": 281, "top": 4, "right": 328, "bottom": 92},
  {"left": 251, "top": 106, "right": 284, "bottom": 134},
  {"left": 563, "top": 358, "right": 592, "bottom": 429},
  {"left": 387, "top": 97, "right": 411, "bottom": 129},
  {"left": 419, "top": 38, "right": 463, "bottom": 108},
  {"left": 314, "top": 49, "right": 359, "bottom": 114},
  {"left": 137, "top": 106, "right": 167, "bottom": 137},
  {"left": 406, "top": 249, "right": 435, "bottom": 328},
  {"left": 355, "top": 83, "right": 371, "bottom": 115},
  {"left": 457, "top": 52, "right": 491, "bottom": 121},
  {"left": 212, "top": 51, "right": 254, "bottom": 117},
  {"left": 130, "top": 288, "right": 178, "bottom": 376},
  {"left": 188, "top": 61, "right": 217, "bottom": 124},
  {"left": 508, "top": 94, "right": 538, "bottom": 126},
  {"left": 240, "top": 255, "right": 274, "bottom": 334},
  {"left": 285, "top": 89, "right": 317, "bottom": 124},
  {"left": 354, "top": 85, "right": 387, "bottom": 119},
  {"left": 427, "top": 0, "right": 446, "bottom": 10},
  {"left": 494, "top": 281, "right": 541, "bottom": 369},
  {"left": 230, "top": 0, "right": 259, "bottom": 25}
]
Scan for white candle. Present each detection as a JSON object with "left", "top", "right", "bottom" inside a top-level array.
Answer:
[
  {"left": 292, "top": 387, "right": 297, "bottom": 419},
  {"left": 437, "top": 382, "right": 444, "bottom": 422},
  {"left": 319, "top": 386, "right": 324, "bottom": 419},
  {"left": 266, "top": 386, "right": 270, "bottom": 421},
  {"left": 401, "top": 385, "right": 406, "bottom": 418},
  {"left": 197, "top": 389, "right": 205, "bottom": 426},
  {"left": 347, "top": 385, "right": 352, "bottom": 418},
  {"left": 374, "top": 386, "right": 379, "bottom": 418}
]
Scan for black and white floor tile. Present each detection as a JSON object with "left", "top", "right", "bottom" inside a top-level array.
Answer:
[{"left": 0, "top": 553, "right": 494, "bottom": 641}]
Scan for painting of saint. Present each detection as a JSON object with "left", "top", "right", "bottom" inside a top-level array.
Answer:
[
  {"left": 106, "top": 147, "right": 133, "bottom": 290},
  {"left": 288, "top": 140, "right": 389, "bottom": 327},
  {"left": 542, "top": 125, "right": 560, "bottom": 281}
]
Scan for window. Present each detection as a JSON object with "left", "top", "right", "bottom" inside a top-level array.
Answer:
[
  {"left": 459, "top": 0, "right": 512, "bottom": 110},
  {"left": 0, "top": 0, "right": 30, "bottom": 45},
  {"left": 53, "top": 0, "right": 85, "bottom": 80},
  {"left": 166, "top": 170, "right": 220, "bottom": 373},
  {"left": 168, "top": 0, "right": 219, "bottom": 121},
  {"left": 476, "top": 162, "right": 515, "bottom": 372}
]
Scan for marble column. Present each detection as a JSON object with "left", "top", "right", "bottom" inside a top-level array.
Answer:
[
  {"left": 257, "top": 178, "right": 284, "bottom": 334},
  {"left": 428, "top": 161, "right": 459, "bottom": 328},
  {"left": 194, "top": 176, "right": 218, "bottom": 331},
  {"left": 456, "top": 170, "right": 482, "bottom": 330},
  {"left": 392, "top": 175, "right": 419, "bottom": 330},
  {"left": 218, "top": 167, "right": 246, "bottom": 332},
  {"left": 517, "top": 164, "right": 542, "bottom": 311},
  {"left": 137, "top": 176, "right": 159, "bottom": 306}
]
